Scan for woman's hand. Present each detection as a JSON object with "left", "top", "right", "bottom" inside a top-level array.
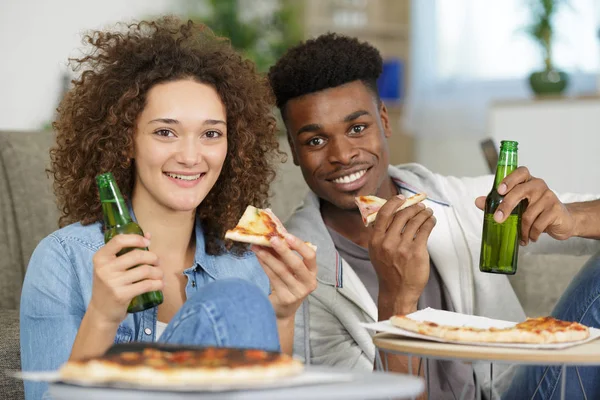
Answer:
[
  {"left": 88, "top": 233, "right": 164, "bottom": 326},
  {"left": 251, "top": 233, "right": 317, "bottom": 320}
]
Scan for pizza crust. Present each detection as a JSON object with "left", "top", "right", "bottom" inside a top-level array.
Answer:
[
  {"left": 224, "top": 230, "right": 272, "bottom": 247},
  {"left": 60, "top": 359, "right": 304, "bottom": 386},
  {"left": 59, "top": 348, "right": 304, "bottom": 386}
]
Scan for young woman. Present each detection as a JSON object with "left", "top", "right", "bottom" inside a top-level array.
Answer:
[{"left": 20, "top": 17, "right": 316, "bottom": 400}]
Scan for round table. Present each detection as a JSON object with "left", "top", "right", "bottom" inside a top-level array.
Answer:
[
  {"left": 373, "top": 333, "right": 600, "bottom": 400},
  {"left": 48, "top": 366, "right": 425, "bottom": 400}
]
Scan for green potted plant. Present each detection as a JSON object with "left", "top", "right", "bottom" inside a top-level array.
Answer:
[
  {"left": 180, "top": 0, "right": 303, "bottom": 73},
  {"left": 524, "top": 0, "right": 569, "bottom": 96}
]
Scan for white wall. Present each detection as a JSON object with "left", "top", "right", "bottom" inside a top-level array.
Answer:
[
  {"left": 490, "top": 98, "right": 600, "bottom": 194},
  {"left": 0, "top": 0, "right": 178, "bottom": 131},
  {"left": 414, "top": 136, "right": 490, "bottom": 178}
]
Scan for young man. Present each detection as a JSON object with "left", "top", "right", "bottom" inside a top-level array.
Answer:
[{"left": 268, "top": 33, "right": 600, "bottom": 399}]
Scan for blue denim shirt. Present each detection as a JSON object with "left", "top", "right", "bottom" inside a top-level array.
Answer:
[{"left": 20, "top": 217, "right": 268, "bottom": 400}]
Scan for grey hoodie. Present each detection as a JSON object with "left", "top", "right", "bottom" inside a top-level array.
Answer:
[{"left": 285, "top": 163, "right": 600, "bottom": 399}]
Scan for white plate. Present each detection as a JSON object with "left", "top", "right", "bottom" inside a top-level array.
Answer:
[{"left": 12, "top": 368, "right": 354, "bottom": 392}]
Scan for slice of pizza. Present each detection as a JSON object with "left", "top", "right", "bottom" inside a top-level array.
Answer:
[
  {"left": 390, "top": 314, "right": 590, "bottom": 344},
  {"left": 355, "top": 193, "right": 427, "bottom": 227},
  {"left": 225, "top": 205, "right": 317, "bottom": 251}
]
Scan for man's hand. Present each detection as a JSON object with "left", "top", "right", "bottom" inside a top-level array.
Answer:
[
  {"left": 368, "top": 195, "right": 436, "bottom": 316},
  {"left": 475, "top": 166, "right": 576, "bottom": 245}
]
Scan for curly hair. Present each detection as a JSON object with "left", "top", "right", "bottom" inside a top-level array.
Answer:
[
  {"left": 268, "top": 33, "right": 383, "bottom": 112},
  {"left": 50, "top": 17, "right": 282, "bottom": 255}
]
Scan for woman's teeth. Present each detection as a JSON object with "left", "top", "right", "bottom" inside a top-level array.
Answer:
[{"left": 165, "top": 172, "right": 202, "bottom": 181}]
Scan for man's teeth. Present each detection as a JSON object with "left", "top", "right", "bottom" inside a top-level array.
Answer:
[
  {"left": 165, "top": 172, "right": 202, "bottom": 181},
  {"left": 333, "top": 170, "right": 366, "bottom": 184}
]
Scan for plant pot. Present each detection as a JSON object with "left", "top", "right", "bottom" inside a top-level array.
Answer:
[{"left": 528, "top": 69, "right": 569, "bottom": 96}]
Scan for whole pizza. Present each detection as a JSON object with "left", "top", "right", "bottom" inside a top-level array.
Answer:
[
  {"left": 59, "top": 347, "right": 304, "bottom": 386},
  {"left": 390, "top": 315, "right": 590, "bottom": 344}
]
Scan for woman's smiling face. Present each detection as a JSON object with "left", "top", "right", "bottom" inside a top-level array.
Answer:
[{"left": 132, "top": 79, "right": 228, "bottom": 213}]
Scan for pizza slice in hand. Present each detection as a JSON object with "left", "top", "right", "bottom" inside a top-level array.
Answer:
[
  {"left": 225, "top": 205, "right": 317, "bottom": 251},
  {"left": 355, "top": 193, "right": 427, "bottom": 227}
]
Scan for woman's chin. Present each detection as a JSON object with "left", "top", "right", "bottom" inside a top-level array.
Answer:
[{"left": 164, "top": 197, "right": 206, "bottom": 213}]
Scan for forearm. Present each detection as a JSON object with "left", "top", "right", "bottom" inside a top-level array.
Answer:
[
  {"left": 69, "top": 308, "right": 119, "bottom": 361},
  {"left": 276, "top": 317, "right": 295, "bottom": 355},
  {"left": 568, "top": 199, "right": 600, "bottom": 239},
  {"left": 377, "top": 293, "right": 427, "bottom": 399}
]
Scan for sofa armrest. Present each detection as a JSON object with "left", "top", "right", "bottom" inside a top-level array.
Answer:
[{"left": 0, "top": 309, "right": 24, "bottom": 400}]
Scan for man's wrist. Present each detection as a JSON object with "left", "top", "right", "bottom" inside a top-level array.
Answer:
[
  {"left": 566, "top": 203, "right": 582, "bottom": 237},
  {"left": 565, "top": 202, "right": 600, "bottom": 239},
  {"left": 378, "top": 289, "right": 419, "bottom": 319},
  {"left": 392, "top": 300, "right": 419, "bottom": 316}
]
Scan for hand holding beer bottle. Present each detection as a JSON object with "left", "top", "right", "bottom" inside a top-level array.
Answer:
[
  {"left": 477, "top": 141, "right": 579, "bottom": 274},
  {"left": 479, "top": 141, "right": 523, "bottom": 274},
  {"left": 89, "top": 173, "right": 164, "bottom": 325}
]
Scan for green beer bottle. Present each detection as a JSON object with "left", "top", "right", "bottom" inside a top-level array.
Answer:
[
  {"left": 479, "top": 140, "right": 523, "bottom": 274},
  {"left": 96, "top": 172, "right": 164, "bottom": 312}
]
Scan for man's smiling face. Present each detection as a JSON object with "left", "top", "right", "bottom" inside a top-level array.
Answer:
[{"left": 283, "top": 80, "right": 393, "bottom": 210}]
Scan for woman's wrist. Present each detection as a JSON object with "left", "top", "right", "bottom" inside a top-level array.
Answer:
[
  {"left": 70, "top": 308, "right": 120, "bottom": 361},
  {"left": 85, "top": 303, "right": 122, "bottom": 331},
  {"left": 275, "top": 314, "right": 295, "bottom": 327}
]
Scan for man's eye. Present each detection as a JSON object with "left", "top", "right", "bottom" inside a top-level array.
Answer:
[
  {"left": 308, "top": 137, "right": 324, "bottom": 146},
  {"left": 155, "top": 129, "right": 174, "bottom": 137},
  {"left": 350, "top": 125, "right": 365, "bottom": 134}
]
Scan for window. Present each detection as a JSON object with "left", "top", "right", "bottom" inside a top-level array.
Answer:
[
  {"left": 404, "top": 0, "right": 600, "bottom": 138},
  {"left": 436, "top": 0, "right": 599, "bottom": 81}
]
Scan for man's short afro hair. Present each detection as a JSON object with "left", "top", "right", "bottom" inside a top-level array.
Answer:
[{"left": 268, "top": 33, "right": 383, "bottom": 110}]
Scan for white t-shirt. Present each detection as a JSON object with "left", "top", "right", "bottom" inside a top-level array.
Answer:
[{"left": 156, "top": 321, "right": 168, "bottom": 340}]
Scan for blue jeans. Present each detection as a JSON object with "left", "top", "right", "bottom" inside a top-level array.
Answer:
[
  {"left": 502, "top": 252, "right": 600, "bottom": 400},
  {"left": 159, "top": 278, "right": 280, "bottom": 351}
]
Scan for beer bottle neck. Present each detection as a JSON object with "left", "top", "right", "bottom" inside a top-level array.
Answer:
[
  {"left": 101, "top": 198, "right": 132, "bottom": 228},
  {"left": 97, "top": 174, "right": 132, "bottom": 228},
  {"left": 493, "top": 149, "right": 518, "bottom": 189}
]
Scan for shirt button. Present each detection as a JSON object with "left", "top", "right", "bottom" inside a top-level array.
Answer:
[
  {"left": 191, "top": 280, "right": 197, "bottom": 287},
  {"left": 144, "top": 328, "right": 152, "bottom": 335}
]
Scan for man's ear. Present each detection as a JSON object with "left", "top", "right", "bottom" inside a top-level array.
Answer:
[
  {"left": 286, "top": 131, "right": 300, "bottom": 166},
  {"left": 379, "top": 102, "right": 392, "bottom": 139}
]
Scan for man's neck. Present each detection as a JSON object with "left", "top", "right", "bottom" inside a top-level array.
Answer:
[
  {"left": 321, "top": 175, "right": 398, "bottom": 248},
  {"left": 131, "top": 195, "right": 196, "bottom": 273}
]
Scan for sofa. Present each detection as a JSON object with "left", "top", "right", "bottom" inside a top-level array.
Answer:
[{"left": 0, "top": 130, "right": 590, "bottom": 399}]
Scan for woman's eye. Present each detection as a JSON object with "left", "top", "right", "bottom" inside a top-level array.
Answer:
[
  {"left": 307, "top": 137, "right": 324, "bottom": 146},
  {"left": 155, "top": 129, "right": 174, "bottom": 137},
  {"left": 350, "top": 125, "right": 366, "bottom": 135},
  {"left": 204, "top": 130, "right": 222, "bottom": 139}
]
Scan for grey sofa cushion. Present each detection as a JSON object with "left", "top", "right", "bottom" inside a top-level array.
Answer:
[
  {"left": 0, "top": 310, "right": 23, "bottom": 399},
  {"left": 270, "top": 138, "right": 308, "bottom": 222},
  {"left": 0, "top": 131, "right": 58, "bottom": 309},
  {"left": 0, "top": 141, "right": 22, "bottom": 311}
]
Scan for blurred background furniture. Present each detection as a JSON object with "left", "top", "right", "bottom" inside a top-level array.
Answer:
[
  {"left": 0, "top": 130, "right": 58, "bottom": 400},
  {"left": 480, "top": 138, "right": 499, "bottom": 174}
]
